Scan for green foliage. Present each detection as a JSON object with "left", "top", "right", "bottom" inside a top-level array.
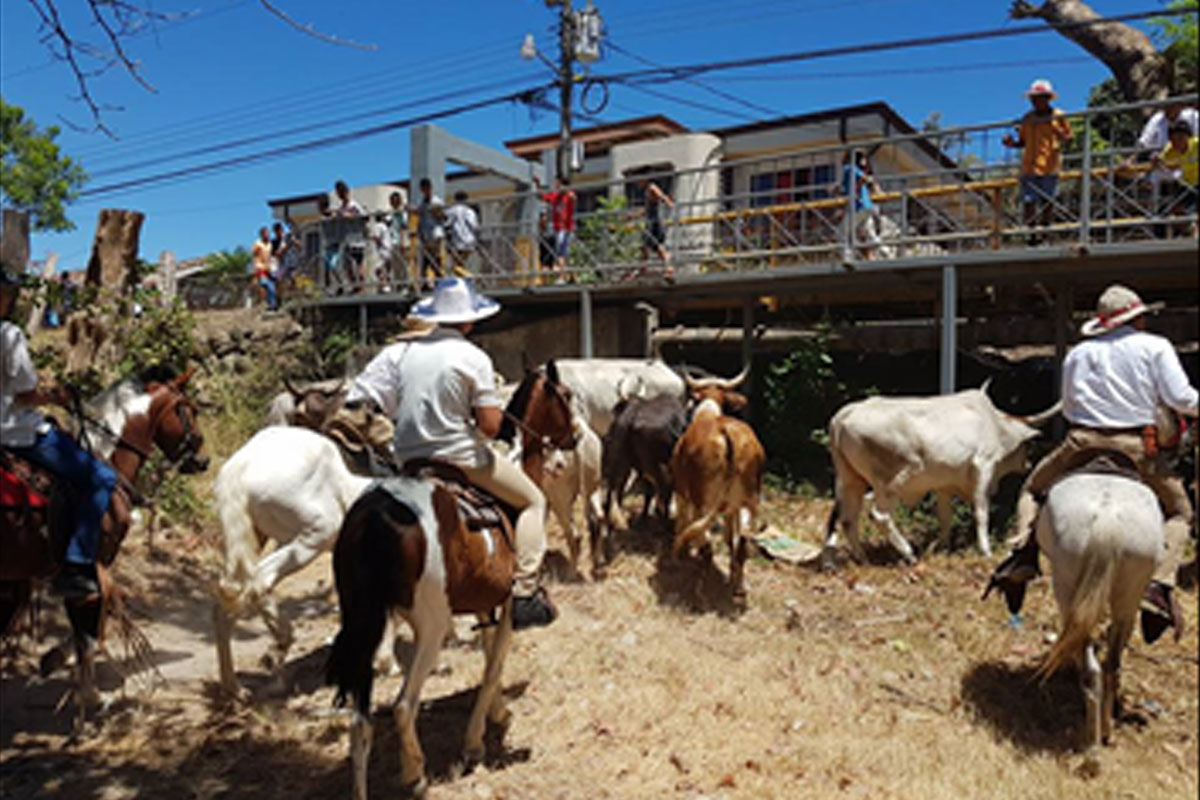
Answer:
[
  {"left": 1152, "top": 0, "right": 1198, "bottom": 94},
  {"left": 318, "top": 325, "right": 356, "bottom": 375},
  {"left": 0, "top": 98, "right": 88, "bottom": 232},
  {"left": 571, "top": 193, "right": 639, "bottom": 278},
  {"left": 202, "top": 247, "right": 253, "bottom": 283},
  {"left": 762, "top": 328, "right": 872, "bottom": 488}
]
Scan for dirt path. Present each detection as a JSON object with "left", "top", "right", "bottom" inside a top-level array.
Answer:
[{"left": 2, "top": 498, "right": 1197, "bottom": 800}]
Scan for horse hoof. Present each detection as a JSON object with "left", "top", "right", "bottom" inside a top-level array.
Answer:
[
  {"left": 489, "top": 705, "right": 513, "bottom": 731},
  {"left": 463, "top": 745, "right": 485, "bottom": 768}
]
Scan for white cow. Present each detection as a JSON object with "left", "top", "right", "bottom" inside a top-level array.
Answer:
[
  {"left": 825, "top": 386, "right": 1057, "bottom": 563},
  {"left": 552, "top": 359, "right": 685, "bottom": 436},
  {"left": 212, "top": 426, "right": 375, "bottom": 697},
  {"left": 542, "top": 415, "right": 607, "bottom": 578}
]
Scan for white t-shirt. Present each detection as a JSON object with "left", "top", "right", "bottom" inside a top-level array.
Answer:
[
  {"left": 1, "top": 321, "right": 46, "bottom": 447},
  {"left": 347, "top": 327, "right": 501, "bottom": 468},
  {"left": 1063, "top": 326, "right": 1199, "bottom": 428},
  {"left": 1137, "top": 107, "right": 1200, "bottom": 152},
  {"left": 444, "top": 204, "right": 479, "bottom": 251}
]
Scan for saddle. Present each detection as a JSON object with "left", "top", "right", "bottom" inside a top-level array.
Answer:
[
  {"left": 0, "top": 449, "right": 134, "bottom": 567},
  {"left": 1051, "top": 448, "right": 1143, "bottom": 493},
  {"left": 400, "top": 459, "right": 516, "bottom": 535}
]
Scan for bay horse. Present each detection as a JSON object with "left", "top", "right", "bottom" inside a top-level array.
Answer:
[
  {"left": 0, "top": 367, "right": 207, "bottom": 730},
  {"left": 1035, "top": 458, "right": 1163, "bottom": 752},
  {"left": 325, "top": 360, "right": 574, "bottom": 800}
]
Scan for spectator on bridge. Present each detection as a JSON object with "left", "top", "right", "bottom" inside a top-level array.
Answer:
[
  {"left": 386, "top": 189, "right": 411, "bottom": 290},
  {"left": 838, "top": 150, "right": 883, "bottom": 261},
  {"left": 444, "top": 190, "right": 480, "bottom": 277},
  {"left": 1125, "top": 100, "right": 1199, "bottom": 177},
  {"left": 364, "top": 213, "right": 392, "bottom": 292},
  {"left": 252, "top": 226, "right": 278, "bottom": 311},
  {"left": 638, "top": 176, "right": 675, "bottom": 282},
  {"left": 537, "top": 210, "right": 556, "bottom": 276},
  {"left": 1003, "top": 79, "right": 1073, "bottom": 247},
  {"left": 414, "top": 178, "right": 446, "bottom": 290},
  {"left": 333, "top": 179, "right": 365, "bottom": 218},
  {"left": 535, "top": 175, "right": 577, "bottom": 281},
  {"left": 1151, "top": 119, "right": 1199, "bottom": 237}
]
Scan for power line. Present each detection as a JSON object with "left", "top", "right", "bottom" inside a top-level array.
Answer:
[
  {"left": 88, "top": 72, "right": 546, "bottom": 179},
  {"left": 706, "top": 56, "right": 1096, "bottom": 83},
  {"left": 618, "top": 82, "right": 756, "bottom": 122},
  {"left": 78, "top": 84, "right": 549, "bottom": 199},
  {"left": 605, "top": 40, "right": 778, "bottom": 119},
  {"left": 596, "top": 9, "right": 1183, "bottom": 87}
]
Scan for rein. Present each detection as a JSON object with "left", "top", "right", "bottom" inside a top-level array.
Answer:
[
  {"left": 502, "top": 373, "right": 577, "bottom": 454},
  {"left": 71, "top": 385, "right": 200, "bottom": 467}
]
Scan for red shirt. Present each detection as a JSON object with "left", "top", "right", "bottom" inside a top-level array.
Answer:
[{"left": 542, "top": 190, "right": 576, "bottom": 232}]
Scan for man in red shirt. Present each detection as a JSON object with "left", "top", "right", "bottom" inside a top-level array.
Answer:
[{"left": 535, "top": 175, "right": 576, "bottom": 281}]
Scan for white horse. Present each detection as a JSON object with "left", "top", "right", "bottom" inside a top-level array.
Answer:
[
  {"left": 1035, "top": 468, "right": 1163, "bottom": 751},
  {"left": 212, "top": 425, "right": 377, "bottom": 697}
]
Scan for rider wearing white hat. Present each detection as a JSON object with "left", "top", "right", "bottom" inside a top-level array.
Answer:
[
  {"left": 345, "top": 278, "right": 556, "bottom": 629},
  {"left": 988, "top": 284, "right": 1197, "bottom": 642}
]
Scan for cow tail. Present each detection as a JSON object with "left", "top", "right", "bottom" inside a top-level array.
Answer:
[
  {"left": 325, "top": 494, "right": 401, "bottom": 717},
  {"left": 721, "top": 427, "right": 737, "bottom": 475}
]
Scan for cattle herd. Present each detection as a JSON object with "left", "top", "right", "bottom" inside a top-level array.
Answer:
[{"left": 9, "top": 356, "right": 1183, "bottom": 798}]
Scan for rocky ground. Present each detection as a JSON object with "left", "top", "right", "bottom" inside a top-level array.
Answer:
[{"left": 1, "top": 490, "right": 1196, "bottom": 800}]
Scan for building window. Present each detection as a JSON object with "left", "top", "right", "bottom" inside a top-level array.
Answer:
[{"left": 750, "top": 164, "right": 834, "bottom": 207}]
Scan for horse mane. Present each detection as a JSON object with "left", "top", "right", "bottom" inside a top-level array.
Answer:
[
  {"left": 80, "top": 375, "right": 151, "bottom": 459},
  {"left": 497, "top": 370, "right": 538, "bottom": 445}
]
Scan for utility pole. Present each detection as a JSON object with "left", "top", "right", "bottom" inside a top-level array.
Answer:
[
  {"left": 557, "top": 0, "right": 574, "bottom": 182},
  {"left": 525, "top": 1, "right": 601, "bottom": 181}
]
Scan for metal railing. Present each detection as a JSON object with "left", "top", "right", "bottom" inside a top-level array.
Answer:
[{"left": 288, "top": 95, "right": 1198, "bottom": 297}]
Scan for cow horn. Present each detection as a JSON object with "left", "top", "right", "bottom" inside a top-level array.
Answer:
[
  {"left": 718, "top": 366, "right": 750, "bottom": 390},
  {"left": 617, "top": 374, "right": 644, "bottom": 402},
  {"left": 1022, "top": 400, "right": 1062, "bottom": 428},
  {"left": 283, "top": 376, "right": 305, "bottom": 398},
  {"left": 980, "top": 377, "right": 993, "bottom": 397},
  {"left": 327, "top": 377, "right": 347, "bottom": 396}
]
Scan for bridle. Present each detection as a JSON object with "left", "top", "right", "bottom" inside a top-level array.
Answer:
[
  {"left": 71, "top": 383, "right": 203, "bottom": 467},
  {"left": 149, "top": 386, "right": 204, "bottom": 465},
  {"left": 503, "top": 371, "right": 578, "bottom": 454}
]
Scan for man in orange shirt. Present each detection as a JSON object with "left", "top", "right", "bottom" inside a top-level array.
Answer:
[{"left": 1002, "top": 79, "right": 1073, "bottom": 246}]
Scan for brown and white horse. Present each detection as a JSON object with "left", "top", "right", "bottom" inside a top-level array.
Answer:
[
  {"left": 0, "top": 368, "right": 207, "bottom": 730},
  {"left": 325, "top": 361, "right": 574, "bottom": 800}
]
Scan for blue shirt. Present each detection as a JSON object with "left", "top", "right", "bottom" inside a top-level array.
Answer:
[{"left": 842, "top": 163, "right": 874, "bottom": 212}]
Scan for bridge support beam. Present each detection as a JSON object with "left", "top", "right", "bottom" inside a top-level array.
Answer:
[
  {"left": 1052, "top": 283, "right": 1074, "bottom": 438},
  {"left": 580, "top": 286, "right": 594, "bottom": 358},
  {"left": 939, "top": 265, "right": 957, "bottom": 395}
]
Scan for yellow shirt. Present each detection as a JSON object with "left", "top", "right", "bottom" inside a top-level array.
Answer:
[
  {"left": 1161, "top": 136, "right": 1199, "bottom": 187},
  {"left": 1018, "top": 109, "right": 1072, "bottom": 176}
]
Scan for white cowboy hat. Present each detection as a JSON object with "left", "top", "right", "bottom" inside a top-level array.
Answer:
[
  {"left": 1080, "top": 284, "right": 1164, "bottom": 337},
  {"left": 409, "top": 277, "right": 500, "bottom": 325},
  {"left": 1024, "top": 78, "right": 1057, "bottom": 100}
]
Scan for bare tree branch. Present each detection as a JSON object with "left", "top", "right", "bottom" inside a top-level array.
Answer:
[
  {"left": 1009, "top": 0, "right": 1168, "bottom": 103},
  {"left": 24, "top": 0, "right": 182, "bottom": 136},
  {"left": 258, "top": 0, "right": 378, "bottom": 51}
]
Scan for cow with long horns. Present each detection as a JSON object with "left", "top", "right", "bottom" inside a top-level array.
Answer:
[{"left": 670, "top": 367, "right": 765, "bottom": 605}]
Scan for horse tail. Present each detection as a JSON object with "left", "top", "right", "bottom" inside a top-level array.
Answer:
[
  {"left": 326, "top": 488, "right": 416, "bottom": 717},
  {"left": 213, "top": 465, "right": 257, "bottom": 611},
  {"left": 1036, "top": 532, "right": 1119, "bottom": 683}
]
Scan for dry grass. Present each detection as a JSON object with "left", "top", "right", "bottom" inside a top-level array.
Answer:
[{"left": 1, "top": 490, "right": 1196, "bottom": 800}]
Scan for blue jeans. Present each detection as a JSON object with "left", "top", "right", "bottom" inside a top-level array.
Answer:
[
  {"left": 258, "top": 275, "right": 278, "bottom": 309},
  {"left": 8, "top": 427, "right": 117, "bottom": 565}
]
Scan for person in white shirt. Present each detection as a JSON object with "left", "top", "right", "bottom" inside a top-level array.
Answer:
[
  {"left": 444, "top": 191, "right": 480, "bottom": 277},
  {"left": 333, "top": 179, "right": 365, "bottom": 218},
  {"left": 1, "top": 267, "right": 117, "bottom": 600},
  {"left": 1123, "top": 102, "right": 1200, "bottom": 185},
  {"left": 987, "top": 284, "right": 1198, "bottom": 641},
  {"left": 344, "top": 278, "right": 557, "bottom": 630},
  {"left": 413, "top": 178, "right": 446, "bottom": 289}
]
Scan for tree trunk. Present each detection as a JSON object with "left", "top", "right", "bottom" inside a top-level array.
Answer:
[
  {"left": 85, "top": 209, "right": 145, "bottom": 290},
  {"left": 1009, "top": 0, "right": 1168, "bottom": 103},
  {"left": 1, "top": 209, "right": 30, "bottom": 275}
]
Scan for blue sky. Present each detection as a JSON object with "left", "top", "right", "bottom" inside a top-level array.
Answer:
[{"left": 0, "top": 0, "right": 1172, "bottom": 269}]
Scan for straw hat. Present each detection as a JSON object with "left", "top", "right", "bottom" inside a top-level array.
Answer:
[
  {"left": 408, "top": 278, "right": 500, "bottom": 325},
  {"left": 1080, "top": 284, "right": 1164, "bottom": 337},
  {"left": 1024, "top": 78, "right": 1057, "bottom": 99}
]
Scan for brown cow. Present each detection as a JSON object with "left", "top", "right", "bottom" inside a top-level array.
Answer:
[{"left": 670, "top": 368, "right": 765, "bottom": 605}]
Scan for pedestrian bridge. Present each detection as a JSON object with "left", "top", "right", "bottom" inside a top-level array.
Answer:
[{"left": 297, "top": 96, "right": 1198, "bottom": 393}]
